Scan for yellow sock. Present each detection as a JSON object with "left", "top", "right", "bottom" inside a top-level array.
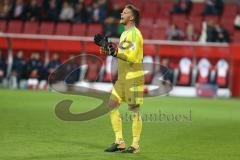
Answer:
[
  {"left": 110, "top": 108, "right": 123, "bottom": 144},
  {"left": 132, "top": 112, "right": 142, "bottom": 149}
]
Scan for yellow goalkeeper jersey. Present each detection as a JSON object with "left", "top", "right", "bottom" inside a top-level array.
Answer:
[{"left": 117, "top": 26, "right": 144, "bottom": 81}]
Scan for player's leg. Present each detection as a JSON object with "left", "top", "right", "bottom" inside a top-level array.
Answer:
[
  {"left": 108, "top": 100, "right": 124, "bottom": 144},
  {"left": 122, "top": 81, "right": 143, "bottom": 153},
  {"left": 122, "top": 104, "right": 142, "bottom": 153},
  {"left": 105, "top": 82, "right": 126, "bottom": 152},
  {"left": 130, "top": 105, "right": 142, "bottom": 150}
]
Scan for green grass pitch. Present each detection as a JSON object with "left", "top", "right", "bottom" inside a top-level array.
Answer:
[{"left": 0, "top": 89, "right": 240, "bottom": 160}]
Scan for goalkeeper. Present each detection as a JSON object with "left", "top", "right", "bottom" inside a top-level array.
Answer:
[{"left": 94, "top": 4, "right": 144, "bottom": 153}]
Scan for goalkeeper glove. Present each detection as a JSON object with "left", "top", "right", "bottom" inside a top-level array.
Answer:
[
  {"left": 94, "top": 34, "right": 109, "bottom": 50},
  {"left": 94, "top": 34, "right": 117, "bottom": 57},
  {"left": 106, "top": 42, "right": 117, "bottom": 57}
]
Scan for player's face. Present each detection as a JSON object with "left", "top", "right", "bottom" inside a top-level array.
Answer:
[{"left": 120, "top": 8, "right": 133, "bottom": 25}]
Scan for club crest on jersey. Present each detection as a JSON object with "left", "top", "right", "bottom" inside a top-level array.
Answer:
[{"left": 119, "top": 39, "right": 135, "bottom": 50}]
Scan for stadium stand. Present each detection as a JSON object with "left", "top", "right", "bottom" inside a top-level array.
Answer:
[
  {"left": 71, "top": 24, "right": 87, "bottom": 36},
  {"left": 7, "top": 20, "right": 23, "bottom": 33},
  {"left": 55, "top": 23, "right": 71, "bottom": 35},
  {"left": 0, "top": 0, "right": 240, "bottom": 97},
  {"left": 39, "top": 22, "right": 55, "bottom": 35},
  {"left": 23, "top": 21, "right": 39, "bottom": 34}
]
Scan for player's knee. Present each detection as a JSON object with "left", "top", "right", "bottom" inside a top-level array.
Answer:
[
  {"left": 128, "top": 104, "right": 140, "bottom": 112},
  {"left": 107, "top": 100, "right": 119, "bottom": 109}
]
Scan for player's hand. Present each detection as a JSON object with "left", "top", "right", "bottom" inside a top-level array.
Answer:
[
  {"left": 94, "top": 33, "right": 108, "bottom": 49},
  {"left": 94, "top": 33, "right": 117, "bottom": 57},
  {"left": 94, "top": 34, "right": 103, "bottom": 46},
  {"left": 107, "top": 42, "right": 117, "bottom": 57},
  {"left": 100, "top": 47, "right": 108, "bottom": 55}
]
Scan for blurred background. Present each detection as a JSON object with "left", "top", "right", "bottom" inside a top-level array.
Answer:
[{"left": 0, "top": 0, "right": 240, "bottom": 98}]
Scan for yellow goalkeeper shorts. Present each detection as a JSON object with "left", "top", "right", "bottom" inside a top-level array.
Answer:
[{"left": 110, "top": 80, "right": 144, "bottom": 105}]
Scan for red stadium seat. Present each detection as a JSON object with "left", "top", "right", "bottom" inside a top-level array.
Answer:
[
  {"left": 143, "top": 1, "right": 160, "bottom": 14},
  {"left": 87, "top": 24, "right": 103, "bottom": 36},
  {"left": 140, "top": 27, "right": 152, "bottom": 39},
  {"left": 203, "top": 15, "right": 220, "bottom": 23},
  {"left": 159, "top": 2, "right": 173, "bottom": 17},
  {"left": 128, "top": 0, "right": 143, "bottom": 10},
  {"left": 179, "top": 74, "right": 191, "bottom": 85},
  {"left": 39, "top": 22, "right": 55, "bottom": 35},
  {"left": 160, "top": 2, "right": 174, "bottom": 10},
  {"left": 177, "top": 57, "right": 192, "bottom": 85},
  {"left": 139, "top": 18, "right": 154, "bottom": 28},
  {"left": 7, "top": 21, "right": 23, "bottom": 33},
  {"left": 111, "top": 0, "right": 127, "bottom": 8},
  {"left": 154, "top": 18, "right": 169, "bottom": 29},
  {"left": 0, "top": 20, "right": 7, "bottom": 32},
  {"left": 196, "top": 58, "right": 211, "bottom": 84},
  {"left": 197, "top": 74, "right": 209, "bottom": 84},
  {"left": 222, "top": 3, "right": 238, "bottom": 18},
  {"left": 188, "top": 16, "right": 203, "bottom": 33},
  {"left": 215, "top": 59, "right": 229, "bottom": 87},
  {"left": 222, "top": 13, "right": 236, "bottom": 20},
  {"left": 217, "top": 76, "right": 227, "bottom": 87},
  {"left": 172, "top": 14, "right": 187, "bottom": 23},
  {"left": 160, "top": 0, "right": 173, "bottom": 3},
  {"left": 142, "top": 11, "right": 157, "bottom": 18},
  {"left": 151, "top": 28, "right": 166, "bottom": 40},
  {"left": 155, "top": 12, "right": 171, "bottom": 19},
  {"left": 171, "top": 14, "right": 188, "bottom": 30},
  {"left": 220, "top": 19, "right": 235, "bottom": 34},
  {"left": 23, "top": 22, "right": 39, "bottom": 34},
  {"left": 190, "top": 3, "right": 204, "bottom": 16},
  {"left": 55, "top": 23, "right": 71, "bottom": 35},
  {"left": 233, "top": 31, "right": 240, "bottom": 43},
  {"left": 71, "top": 24, "right": 87, "bottom": 36}
]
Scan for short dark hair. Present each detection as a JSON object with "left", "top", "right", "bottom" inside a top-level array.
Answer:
[{"left": 125, "top": 4, "right": 140, "bottom": 26}]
